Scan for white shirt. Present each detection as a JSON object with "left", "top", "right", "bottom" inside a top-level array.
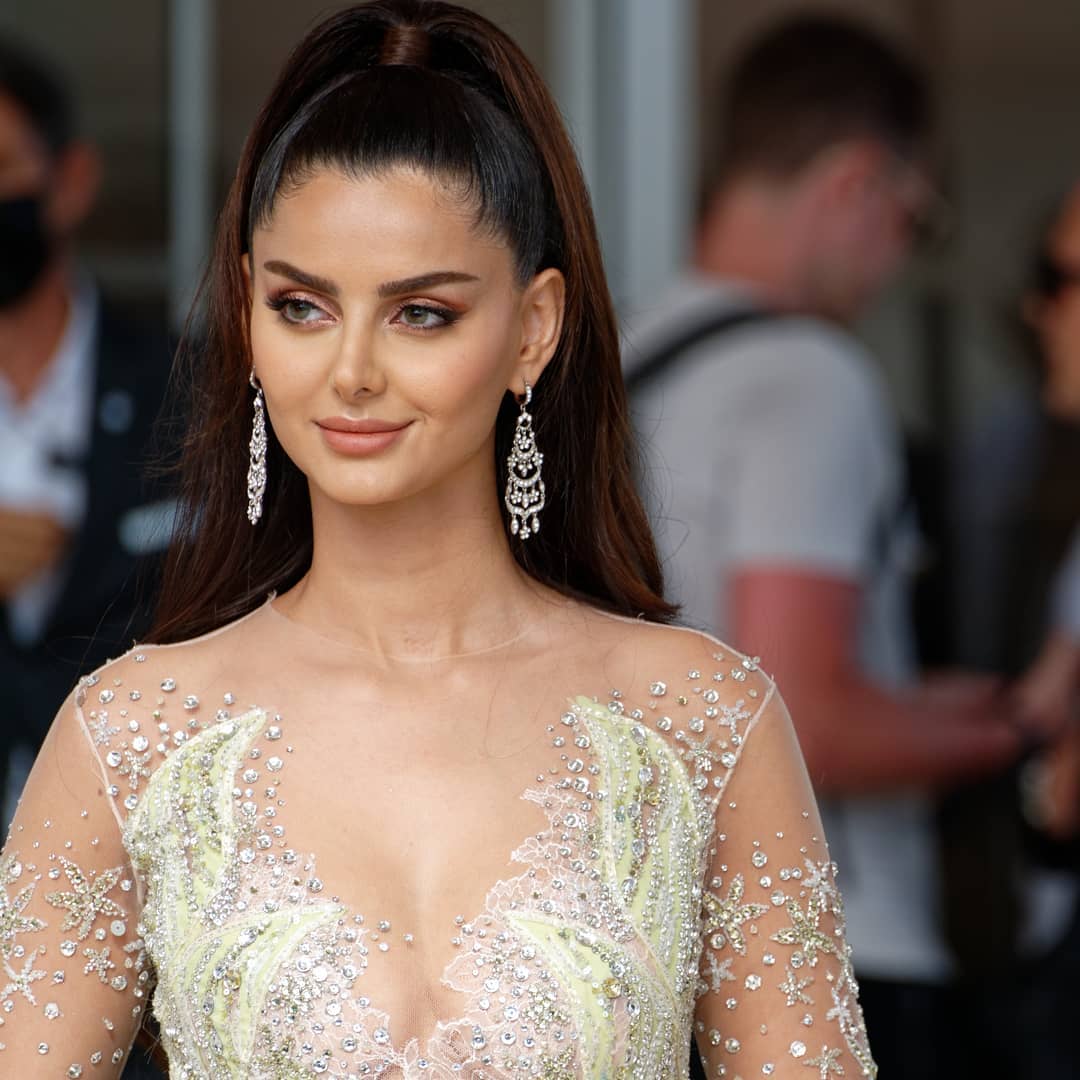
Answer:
[
  {"left": 0, "top": 281, "right": 97, "bottom": 644},
  {"left": 623, "top": 274, "right": 952, "bottom": 981}
]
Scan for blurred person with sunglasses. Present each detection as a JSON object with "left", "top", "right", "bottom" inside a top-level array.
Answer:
[
  {"left": 995, "top": 182, "right": 1080, "bottom": 1080},
  {"left": 1013, "top": 186, "right": 1080, "bottom": 839},
  {"left": 941, "top": 181, "right": 1080, "bottom": 1079}
]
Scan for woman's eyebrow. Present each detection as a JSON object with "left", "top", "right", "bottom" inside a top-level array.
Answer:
[
  {"left": 260, "top": 264, "right": 480, "bottom": 299},
  {"left": 263, "top": 260, "right": 339, "bottom": 297},
  {"left": 377, "top": 270, "right": 480, "bottom": 297}
]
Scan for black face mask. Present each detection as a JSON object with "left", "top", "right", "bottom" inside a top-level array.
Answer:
[{"left": 0, "top": 194, "right": 52, "bottom": 309}]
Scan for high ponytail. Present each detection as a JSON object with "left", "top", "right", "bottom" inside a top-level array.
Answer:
[{"left": 150, "top": 0, "right": 676, "bottom": 644}]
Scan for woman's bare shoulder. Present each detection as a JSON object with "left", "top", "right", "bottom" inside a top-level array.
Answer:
[
  {"left": 72, "top": 600, "right": 272, "bottom": 715},
  {"left": 553, "top": 603, "right": 776, "bottom": 712}
]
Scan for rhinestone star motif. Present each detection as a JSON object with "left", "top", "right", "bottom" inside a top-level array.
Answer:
[
  {"left": 45, "top": 859, "right": 126, "bottom": 940},
  {"left": 702, "top": 874, "right": 770, "bottom": 957},
  {"left": 779, "top": 965, "right": 815, "bottom": 1007},
  {"left": 0, "top": 862, "right": 46, "bottom": 958},
  {"left": 770, "top": 894, "right": 838, "bottom": 966},
  {"left": 82, "top": 947, "right": 116, "bottom": 984},
  {"left": 0, "top": 947, "right": 47, "bottom": 1005},
  {"left": 805, "top": 1045, "right": 844, "bottom": 1079}
]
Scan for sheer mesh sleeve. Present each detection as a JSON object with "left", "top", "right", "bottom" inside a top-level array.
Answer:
[
  {"left": 693, "top": 680, "right": 876, "bottom": 1079},
  {"left": 0, "top": 664, "right": 154, "bottom": 1076}
]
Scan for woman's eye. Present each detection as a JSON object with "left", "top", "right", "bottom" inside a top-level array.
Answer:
[
  {"left": 280, "top": 299, "right": 323, "bottom": 324},
  {"left": 398, "top": 304, "right": 452, "bottom": 330},
  {"left": 265, "top": 296, "right": 327, "bottom": 325}
]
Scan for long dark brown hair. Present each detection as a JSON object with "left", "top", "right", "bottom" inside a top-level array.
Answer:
[{"left": 150, "top": 0, "right": 674, "bottom": 643}]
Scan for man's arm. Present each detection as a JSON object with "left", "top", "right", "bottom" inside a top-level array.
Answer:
[{"left": 731, "top": 567, "right": 1021, "bottom": 795}]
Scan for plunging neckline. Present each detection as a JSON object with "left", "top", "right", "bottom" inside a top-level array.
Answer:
[{"left": 127, "top": 685, "right": 698, "bottom": 1073}]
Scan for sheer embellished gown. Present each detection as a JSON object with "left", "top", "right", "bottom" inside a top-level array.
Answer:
[{"left": 0, "top": 596, "right": 875, "bottom": 1078}]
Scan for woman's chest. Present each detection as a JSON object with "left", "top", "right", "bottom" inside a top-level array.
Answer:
[{"left": 123, "top": 692, "right": 716, "bottom": 1077}]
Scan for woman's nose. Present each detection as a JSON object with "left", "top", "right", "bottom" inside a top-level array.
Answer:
[{"left": 330, "top": 323, "right": 386, "bottom": 399}]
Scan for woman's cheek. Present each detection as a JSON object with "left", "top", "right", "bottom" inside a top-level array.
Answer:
[
  {"left": 415, "top": 340, "right": 509, "bottom": 420},
  {"left": 255, "top": 322, "right": 327, "bottom": 400},
  {"left": 250, "top": 318, "right": 291, "bottom": 387}
]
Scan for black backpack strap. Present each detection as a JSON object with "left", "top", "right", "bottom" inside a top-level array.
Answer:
[
  {"left": 624, "top": 307, "right": 778, "bottom": 397},
  {"left": 627, "top": 303, "right": 910, "bottom": 580}
]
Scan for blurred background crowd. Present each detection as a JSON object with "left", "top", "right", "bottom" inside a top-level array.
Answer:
[{"left": 2, "top": 1, "right": 1079, "bottom": 1076}]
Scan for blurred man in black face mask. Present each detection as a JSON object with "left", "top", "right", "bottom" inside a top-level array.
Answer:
[
  {"left": 0, "top": 49, "right": 100, "bottom": 596},
  {"left": 0, "top": 38, "right": 172, "bottom": 833}
]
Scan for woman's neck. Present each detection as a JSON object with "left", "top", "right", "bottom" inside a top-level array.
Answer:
[{"left": 277, "top": 472, "right": 554, "bottom": 664}]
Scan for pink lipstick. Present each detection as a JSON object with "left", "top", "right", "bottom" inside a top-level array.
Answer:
[{"left": 315, "top": 417, "right": 412, "bottom": 456}]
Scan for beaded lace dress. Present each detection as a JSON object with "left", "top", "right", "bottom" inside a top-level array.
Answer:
[{"left": 0, "top": 597, "right": 875, "bottom": 1079}]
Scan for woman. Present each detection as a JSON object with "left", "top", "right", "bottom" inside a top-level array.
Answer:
[{"left": 0, "top": 3, "right": 874, "bottom": 1076}]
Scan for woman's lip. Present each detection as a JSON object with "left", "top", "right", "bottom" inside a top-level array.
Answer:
[
  {"left": 316, "top": 422, "right": 411, "bottom": 456},
  {"left": 316, "top": 418, "right": 411, "bottom": 434}
]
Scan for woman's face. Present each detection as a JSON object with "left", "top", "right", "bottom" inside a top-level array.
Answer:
[
  {"left": 1034, "top": 185, "right": 1080, "bottom": 419},
  {"left": 247, "top": 165, "right": 563, "bottom": 514}
]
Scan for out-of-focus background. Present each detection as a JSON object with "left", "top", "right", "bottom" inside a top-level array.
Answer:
[{"left": 4, "top": 3, "right": 1080, "bottom": 1077}]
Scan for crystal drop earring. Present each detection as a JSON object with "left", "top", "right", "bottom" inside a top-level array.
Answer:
[
  {"left": 504, "top": 380, "right": 545, "bottom": 540},
  {"left": 246, "top": 370, "right": 267, "bottom": 525}
]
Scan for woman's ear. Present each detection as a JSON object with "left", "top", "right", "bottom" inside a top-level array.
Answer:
[{"left": 511, "top": 267, "right": 565, "bottom": 391}]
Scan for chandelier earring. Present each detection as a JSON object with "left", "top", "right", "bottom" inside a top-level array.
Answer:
[
  {"left": 504, "top": 380, "right": 545, "bottom": 540},
  {"left": 246, "top": 369, "right": 267, "bottom": 525}
]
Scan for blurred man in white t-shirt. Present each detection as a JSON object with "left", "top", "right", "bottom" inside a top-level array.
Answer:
[{"left": 624, "top": 17, "right": 1021, "bottom": 1079}]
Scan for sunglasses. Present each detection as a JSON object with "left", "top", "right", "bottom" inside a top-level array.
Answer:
[{"left": 1035, "top": 253, "right": 1080, "bottom": 299}]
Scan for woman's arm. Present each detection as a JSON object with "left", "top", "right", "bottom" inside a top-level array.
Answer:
[
  {"left": 0, "top": 676, "right": 150, "bottom": 1075},
  {"left": 693, "top": 683, "right": 876, "bottom": 1078}
]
